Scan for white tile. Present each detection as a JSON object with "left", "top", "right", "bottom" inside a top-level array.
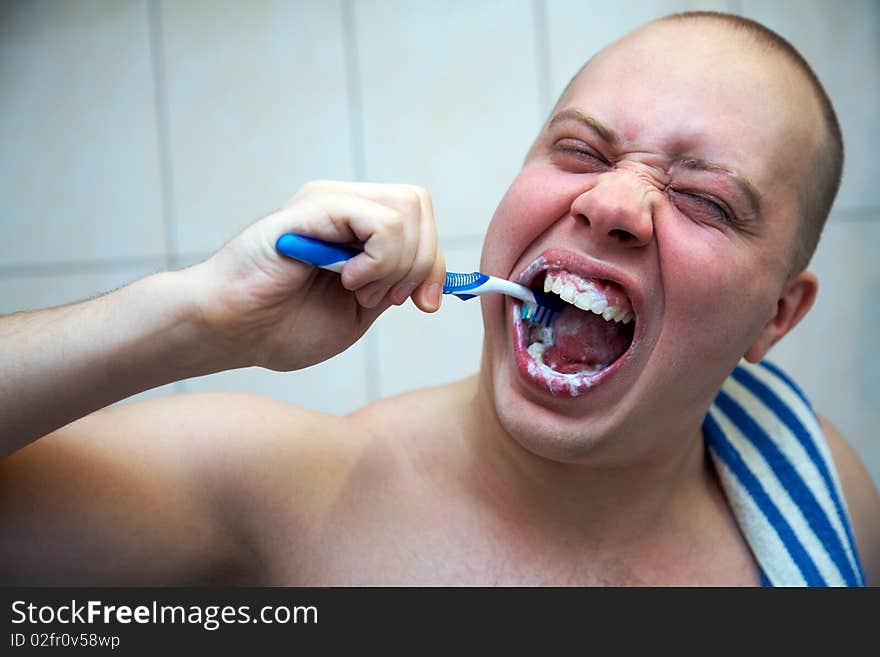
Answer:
[
  {"left": 355, "top": 0, "right": 540, "bottom": 241},
  {"left": 739, "top": 0, "right": 880, "bottom": 214},
  {"left": 769, "top": 216, "right": 880, "bottom": 488},
  {"left": 374, "top": 240, "right": 485, "bottom": 398},
  {"left": 0, "top": 264, "right": 178, "bottom": 402},
  {"left": 0, "top": 0, "right": 165, "bottom": 265},
  {"left": 545, "top": 0, "right": 730, "bottom": 111},
  {"left": 0, "top": 264, "right": 164, "bottom": 315},
  {"left": 180, "top": 342, "right": 370, "bottom": 416},
  {"left": 159, "top": 0, "right": 353, "bottom": 255}
]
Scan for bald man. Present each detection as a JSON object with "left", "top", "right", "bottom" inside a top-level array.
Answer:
[{"left": 1, "top": 12, "right": 877, "bottom": 586}]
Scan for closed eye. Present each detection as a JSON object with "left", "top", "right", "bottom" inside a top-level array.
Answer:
[
  {"left": 668, "top": 188, "right": 732, "bottom": 224},
  {"left": 551, "top": 138, "right": 610, "bottom": 173}
]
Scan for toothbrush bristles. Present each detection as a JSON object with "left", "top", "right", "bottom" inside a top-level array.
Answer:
[
  {"left": 522, "top": 302, "right": 555, "bottom": 327},
  {"left": 520, "top": 289, "right": 565, "bottom": 327}
]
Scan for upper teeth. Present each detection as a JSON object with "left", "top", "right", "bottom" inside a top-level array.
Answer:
[{"left": 544, "top": 272, "right": 633, "bottom": 324}]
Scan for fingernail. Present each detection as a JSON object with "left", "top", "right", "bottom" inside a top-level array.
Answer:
[
  {"left": 392, "top": 281, "right": 418, "bottom": 306},
  {"left": 426, "top": 283, "right": 442, "bottom": 311}
]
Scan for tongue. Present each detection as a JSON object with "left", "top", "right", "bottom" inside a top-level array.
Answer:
[{"left": 542, "top": 305, "right": 632, "bottom": 374}]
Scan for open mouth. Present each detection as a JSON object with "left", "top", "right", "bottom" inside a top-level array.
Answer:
[{"left": 513, "top": 258, "right": 637, "bottom": 396}]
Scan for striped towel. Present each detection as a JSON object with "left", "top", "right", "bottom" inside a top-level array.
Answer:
[{"left": 703, "top": 359, "right": 865, "bottom": 587}]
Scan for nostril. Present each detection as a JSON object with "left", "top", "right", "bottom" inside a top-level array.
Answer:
[{"left": 609, "top": 228, "right": 636, "bottom": 243}]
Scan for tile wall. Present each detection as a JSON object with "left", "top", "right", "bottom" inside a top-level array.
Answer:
[{"left": 2, "top": 0, "right": 877, "bottom": 485}]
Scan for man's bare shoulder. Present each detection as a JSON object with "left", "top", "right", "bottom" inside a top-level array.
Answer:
[
  {"left": 115, "top": 390, "right": 376, "bottom": 489},
  {"left": 111, "top": 381, "right": 472, "bottom": 503},
  {"left": 1, "top": 390, "right": 369, "bottom": 585},
  {"left": 86, "top": 390, "right": 360, "bottom": 467},
  {"left": 820, "top": 415, "right": 880, "bottom": 586},
  {"left": 347, "top": 376, "right": 477, "bottom": 441},
  {"left": 76, "top": 383, "right": 476, "bottom": 584}
]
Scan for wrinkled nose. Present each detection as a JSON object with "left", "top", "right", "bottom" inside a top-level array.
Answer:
[{"left": 570, "top": 171, "right": 654, "bottom": 248}]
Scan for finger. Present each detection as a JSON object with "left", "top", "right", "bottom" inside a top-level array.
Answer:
[
  {"left": 412, "top": 244, "right": 445, "bottom": 313},
  {"left": 265, "top": 194, "right": 406, "bottom": 291},
  {"left": 389, "top": 187, "right": 441, "bottom": 309},
  {"left": 355, "top": 280, "right": 392, "bottom": 309},
  {"left": 410, "top": 187, "right": 445, "bottom": 313},
  {"left": 342, "top": 206, "right": 410, "bottom": 292},
  {"left": 377, "top": 187, "right": 433, "bottom": 305},
  {"left": 342, "top": 186, "right": 426, "bottom": 296},
  {"left": 266, "top": 191, "right": 392, "bottom": 245},
  {"left": 272, "top": 182, "right": 431, "bottom": 297}
]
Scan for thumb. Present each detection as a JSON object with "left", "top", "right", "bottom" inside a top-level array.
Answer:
[{"left": 412, "top": 248, "right": 446, "bottom": 313}]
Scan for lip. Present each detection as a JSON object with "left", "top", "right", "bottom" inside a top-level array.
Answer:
[
  {"left": 509, "top": 248, "right": 645, "bottom": 397},
  {"left": 513, "top": 249, "right": 638, "bottom": 296}
]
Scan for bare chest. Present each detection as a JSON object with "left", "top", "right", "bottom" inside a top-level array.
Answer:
[{"left": 259, "top": 497, "right": 761, "bottom": 586}]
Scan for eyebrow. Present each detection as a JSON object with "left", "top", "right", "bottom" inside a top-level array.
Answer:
[
  {"left": 547, "top": 109, "right": 762, "bottom": 217},
  {"left": 547, "top": 109, "right": 620, "bottom": 148},
  {"left": 679, "top": 158, "right": 762, "bottom": 217}
]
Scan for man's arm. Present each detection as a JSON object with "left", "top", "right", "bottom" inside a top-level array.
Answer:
[
  {"left": 0, "top": 181, "right": 445, "bottom": 584},
  {"left": 820, "top": 416, "right": 880, "bottom": 586},
  {"left": 1, "top": 182, "right": 444, "bottom": 459},
  {"left": 0, "top": 272, "right": 255, "bottom": 583},
  {"left": 0, "top": 270, "right": 231, "bottom": 457}
]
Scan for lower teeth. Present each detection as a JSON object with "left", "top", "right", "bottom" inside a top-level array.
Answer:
[
  {"left": 522, "top": 302, "right": 618, "bottom": 376},
  {"left": 527, "top": 342, "right": 546, "bottom": 362},
  {"left": 526, "top": 332, "right": 607, "bottom": 375}
]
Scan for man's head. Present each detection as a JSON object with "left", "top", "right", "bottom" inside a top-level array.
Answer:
[
  {"left": 477, "top": 13, "right": 840, "bottom": 463},
  {"left": 553, "top": 12, "right": 843, "bottom": 275}
]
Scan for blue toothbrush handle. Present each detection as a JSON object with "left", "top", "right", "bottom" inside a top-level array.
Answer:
[
  {"left": 275, "top": 233, "right": 495, "bottom": 302},
  {"left": 275, "top": 233, "right": 554, "bottom": 325},
  {"left": 275, "top": 233, "right": 359, "bottom": 273}
]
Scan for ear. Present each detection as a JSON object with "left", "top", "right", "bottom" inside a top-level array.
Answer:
[{"left": 744, "top": 271, "right": 818, "bottom": 363}]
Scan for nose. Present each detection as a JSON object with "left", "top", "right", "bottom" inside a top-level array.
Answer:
[{"left": 570, "top": 170, "right": 654, "bottom": 248}]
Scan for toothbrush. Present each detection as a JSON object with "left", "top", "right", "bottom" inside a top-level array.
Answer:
[{"left": 275, "top": 233, "right": 564, "bottom": 327}]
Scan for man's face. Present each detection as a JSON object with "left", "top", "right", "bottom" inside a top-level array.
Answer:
[{"left": 478, "top": 21, "right": 821, "bottom": 462}]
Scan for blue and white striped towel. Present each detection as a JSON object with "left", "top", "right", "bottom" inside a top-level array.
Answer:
[{"left": 703, "top": 359, "right": 865, "bottom": 587}]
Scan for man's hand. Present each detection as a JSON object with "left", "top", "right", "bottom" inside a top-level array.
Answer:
[
  {"left": 190, "top": 180, "right": 446, "bottom": 371},
  {"left": 0, "top": 181, "right": 444, "bottom": 455}
]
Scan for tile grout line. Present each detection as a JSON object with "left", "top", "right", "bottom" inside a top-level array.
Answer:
[
  {"left": 0, "top": 257, "right": 170, "bottom": 279},
  {"left": 147, "top": 0, "right": 187, "bottom": 395},
  {"left": 342, "top": 0, "right": 367, "bottom": 183},
  {"left": 341, "top": 0, "right": 379, "bottom": 404},
  {"left": 532, "top": 0, "right": 551, "bottom": 121},
  {"left": 0, "top": 252, "right": 214, "bottom": 279},
  {"left": 147, "top": 0, "right": 180, "bottom": 272}
]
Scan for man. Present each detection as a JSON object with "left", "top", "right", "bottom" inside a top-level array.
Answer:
[{"left": 1, "top": 12, "right": 877, "bottom": 585}]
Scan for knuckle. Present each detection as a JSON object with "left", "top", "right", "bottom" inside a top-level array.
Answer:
[
  {"left": 295, "top": 180, "right": 325, "bottom": 201},
  {"left": 381, "top": 209, "right": 406, "bottom": 236},
  {"left": 410, "top": 185, "right": 432, "bottom": 212},
  {"left": 403, "top": 183, "right": 428, "bottom": 199},
  {"left": 409, "top": 259, "right": 432, "bottom": 283},
  {"left": 393, "top": 185, "right": 423, "bottom": 216}
]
